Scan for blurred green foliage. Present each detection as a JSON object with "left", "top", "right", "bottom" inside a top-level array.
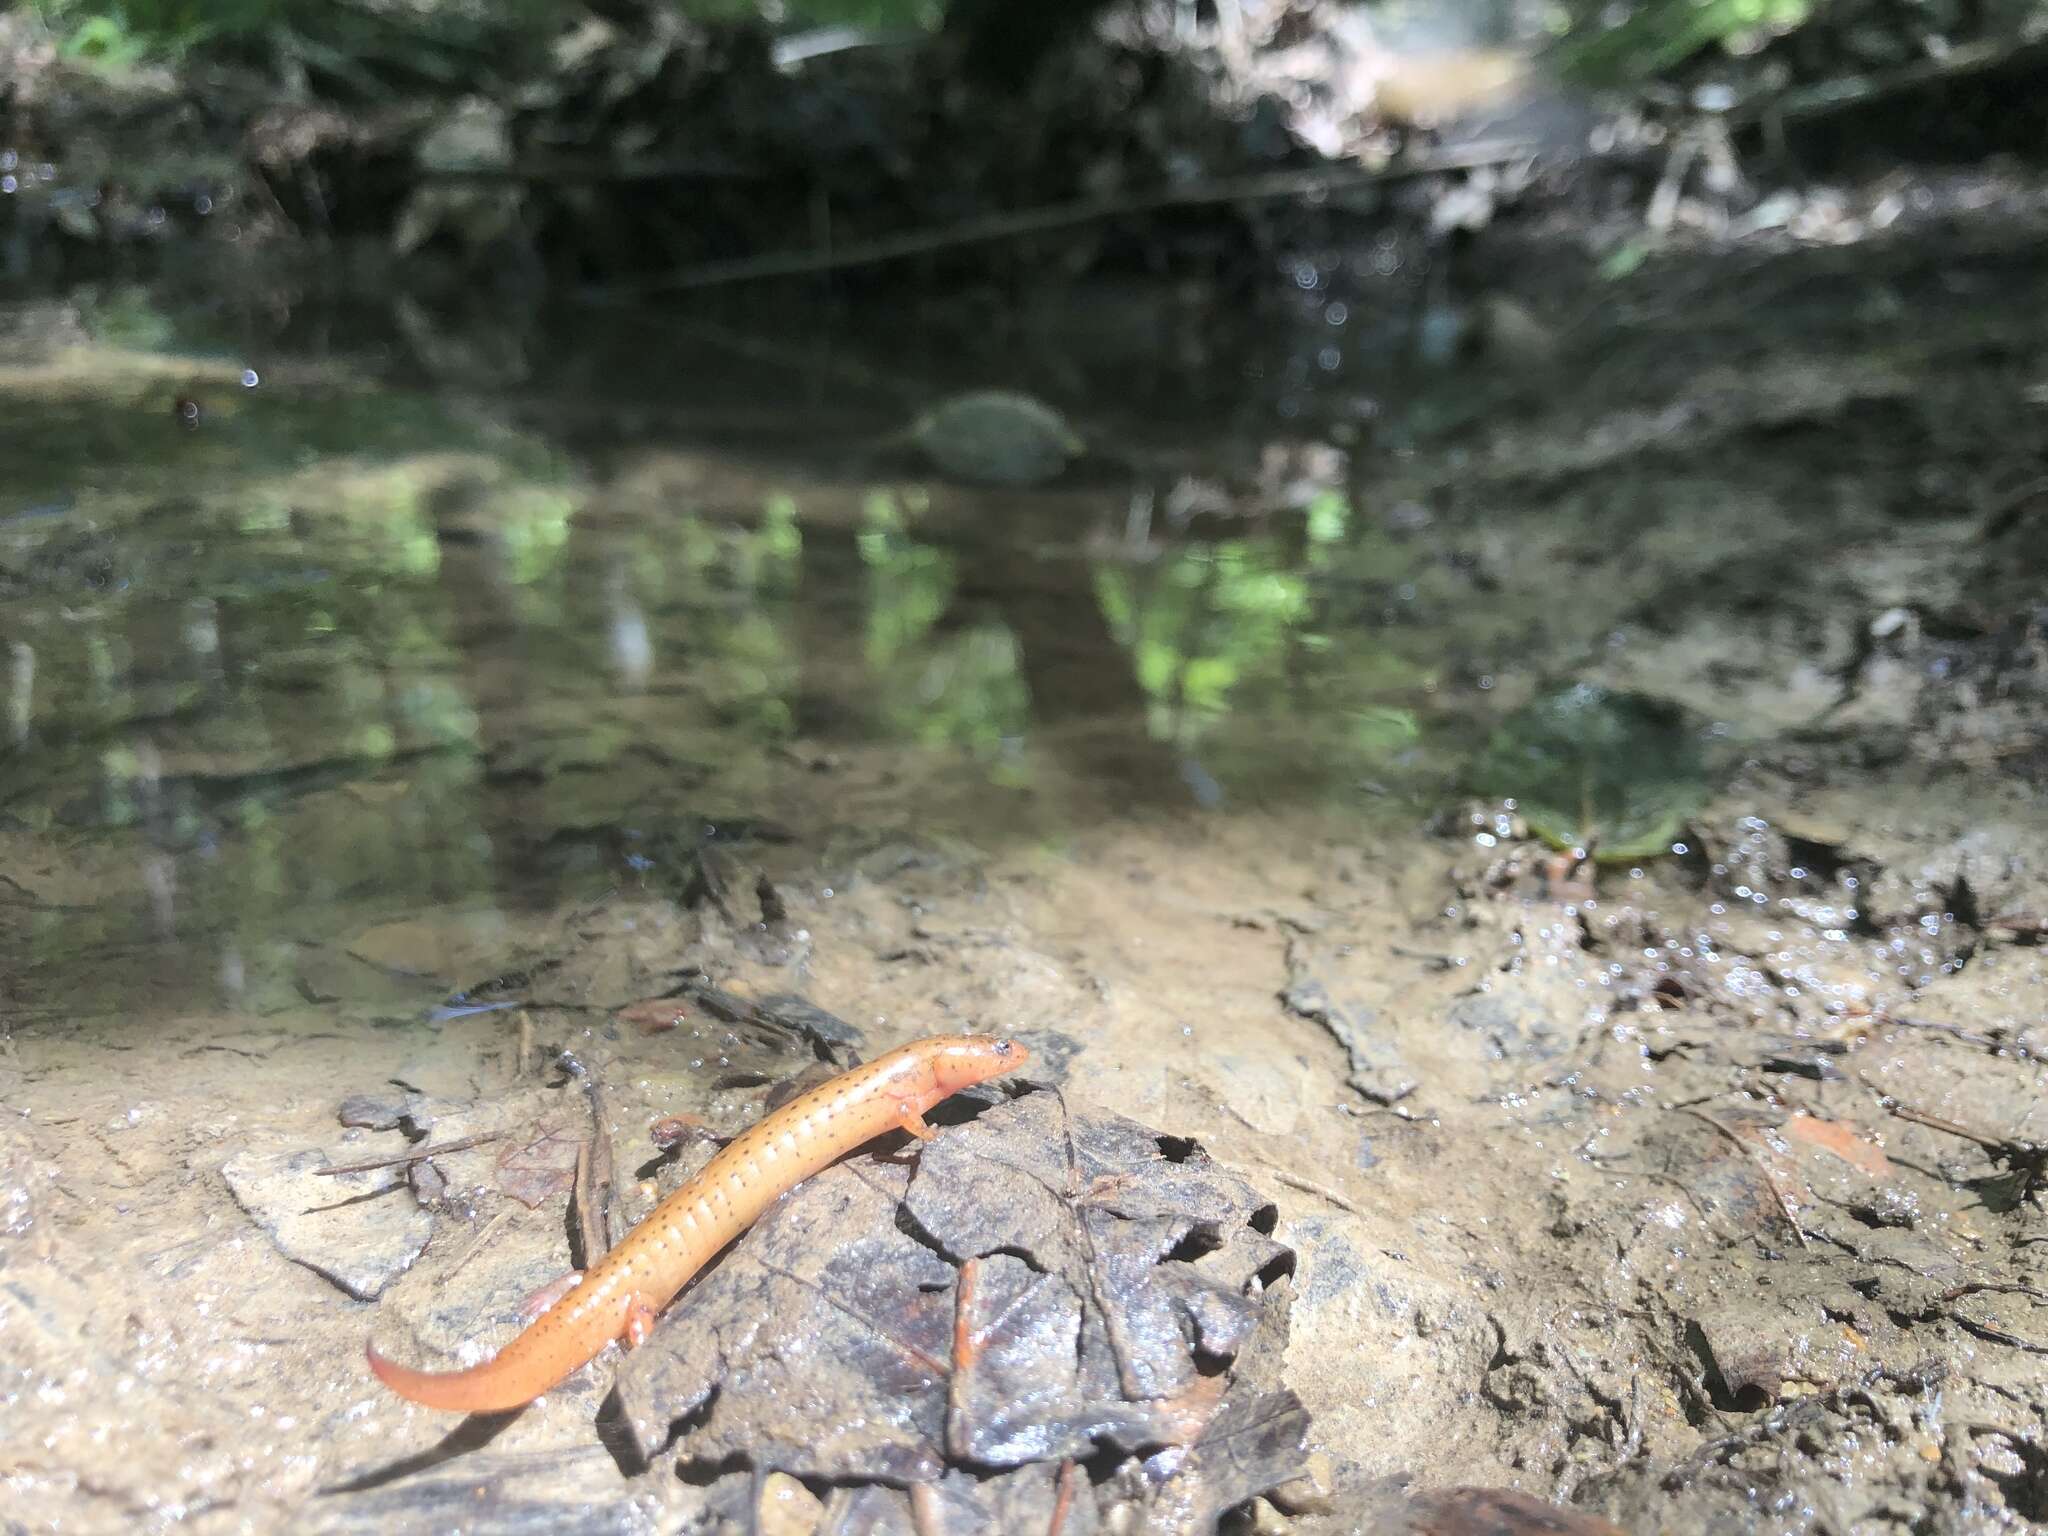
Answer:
[
  {"left": 28, "top": 0, "right": 940, "bottom": 78},
  {"left": 1097, "top": 542, "right": 1310, "bottom": 744},
  {"left": 1549, "top": 0, "right": 1816, "bottom": 85},
  {"left": 686, "top": 0, "right": 941, "bottom": 26},
  {"left": 31, "top": 0, "right": 1841, "bottom": 88}
]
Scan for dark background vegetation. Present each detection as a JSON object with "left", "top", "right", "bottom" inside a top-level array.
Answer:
[{"left": 6, "top": 0, "right": 2046, "bottom": 297}]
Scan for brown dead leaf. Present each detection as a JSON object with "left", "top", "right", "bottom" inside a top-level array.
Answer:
[
  {"left": 616, "top": 995, "right": 690, "bottom": 1033},
  {"left": 1782, "top": 1113, "right": 1893, "bottom": 1178},
  {"left": 495, "top": 1124, "right": 580, "bottom": 1209}
]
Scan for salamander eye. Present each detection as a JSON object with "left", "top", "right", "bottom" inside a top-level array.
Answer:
[{"left": 994, "top": 1039, "right": 1014, "bottom": 1055}]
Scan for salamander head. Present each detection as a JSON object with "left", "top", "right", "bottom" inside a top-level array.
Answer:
[{"left": 929, "top": 1033, "right": 1030, "bottom": 1094}]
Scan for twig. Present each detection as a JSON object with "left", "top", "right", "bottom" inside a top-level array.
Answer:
[
  {"left": 1856, "top": 1077, "right": 2047, "bottom": 1202},
  {"left": 514, "top": 1009, "right": 535, "bottom": 1080},
  {"left": 560, "top": 1051, "right": 617, "bottom": 1263},
  {"left": 312, "top": 1132, "right": 501, "bottom": 1176},
  {"left": 1730, "top": 34, "right": 2048, "bottom": 132},
  {"left": 952, "top": 1256, "right": 983, "bottom": 1374},
  {"left": 1983, "top": 912, "right": 2048, "bottom": 940},
  {"left": 1938, "top": 1280, "right": 2047, "bottom": 1304},
  {"left": 1977, "top": 478, "right": 2048, "bottom": 543},
  {"left": 1951, "top": 1315, "right": 2048, "bottom": 1354},
  {"left": 1865, "top": 1011, "right": 1999, "bottom": 1049},
  {"left": 908, "top": 1481, "right": 945, "bottom": 1536},
  {"left": 593, "top": 139, "right": 1541, "bottom": 295},
  {"left": 442, "top": 1207, "right": 514, "bottom": 1284},
  {"left": 1858, "top": 1076, "right": 2024, "bottom": 1151},
  {"left": 1265, "top": 1167, "right": 1365, "bottom": 1217},
  {"left": 1678, "top": 1108, "right": 1809, "bottom": 1248},
  {"left": 571, "top": 1138, "right": 603, "bottom": 1269},
  {"left": 1882, "top": 1102, "right": 2009, "bottom": 1152},
  {"left": 0, "top": 874, "right": 93, "bottom": 911},
  {"left": 1047, "top": 1460, "right": 1079, "bottom": 1536}
]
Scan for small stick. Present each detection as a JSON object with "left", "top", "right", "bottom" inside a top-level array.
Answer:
[
  {"left": 1857, "top": 1073, "right": 2036, "bottom": 1152},
  {"left": 571, "top": 1138, "right": 605, "bottom": 1270},
  {"left": 600, "top": 139, "right": 1539, "bottom": 295},
  {"left": 515, "top": 1010, "right": 535, "bottom": 1079},
  {"left": 561, "top": 1052, "right": 617, "bottom": 1257},
  {"left": 1886, "top": 1102, "right": 2009, "bottom": 1151},
  {"left": 1865, "top": 1011, "right": 1998, "bottom": 1049},
  {"left": 1950, "top": 1315, "right": 2048, "bottom": 1354},
  {"left": 1856, "top": 1077, "right": 2047, "bottom": 1201},
  {"left": 1046, "top": 1460, "right": 1078, "bottom": 1536},
  {"left": 313, "top": 1132, "right": 501, "bottom": 1176},
  {"left": 1679, "top": 1108, "right": 1810, "bottom": 1248},
  {"left": 908, "top": 1481, "right": 946, "bottom": 1536},
  {"left": 1983, "top": 912, "right": 2047, "bottom": 938},
  {"left": 952, "top": 1256, "right": 983, "bottom": 1372},
  {"left": 442, "top": 1207, "right": 514, "bottom": 1284},
  {"left": 1938, "top": 1280, "right": 2047, "bottom": 1303},
  {"left": 1266, "top": 1167, "right": 1365, "bottom": 1216}
]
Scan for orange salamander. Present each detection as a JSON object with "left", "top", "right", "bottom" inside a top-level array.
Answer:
[{"left": 367, "top": 1032, "right": 1027, "bottom": 1412}]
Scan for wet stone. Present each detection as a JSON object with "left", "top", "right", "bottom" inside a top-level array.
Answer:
[
  {"left": 1281, "top": 938, "right": 1418, "bottom": 1104},
  {"left": 336, "top": 1091, "right": 425, "bottom": 1131},
  {"left": 220, "top": 1133, "right": 433, "bottom": 1300},
  {"left": 1010, "top": 1025, "right": 1082, "bottom": 1084},
  {"left": 1445, "top": 985, "right": 1562, "bottom": 1064}
]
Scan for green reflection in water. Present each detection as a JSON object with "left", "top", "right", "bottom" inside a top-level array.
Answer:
[
  {"left": 892, "top": 622, "right": 1031, "bottom": 773},
  {"left": 1093, "top": 493, "right": 1433, "bottom": 793},
  {"left": 501, "top": 489, "right": 577, "bottom": 586},
  {"left": 859, "top": 489, "right": 954, "bottom": 668},
  {"left": 854, "top": 493, "right": 1029, "bottom": 766},
  {"left": 1097, "top": 539, "right": 1310, "bottom": 739},
  {"left": 1304, "top": 489, "right": 1349, "bottom": 551}
]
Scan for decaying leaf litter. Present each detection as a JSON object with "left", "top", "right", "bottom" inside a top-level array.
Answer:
[{"left": 4, "top": 229, "right": 2048, "bottom": 1531}]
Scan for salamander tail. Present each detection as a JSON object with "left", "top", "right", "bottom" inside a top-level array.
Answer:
[{"left": 365, "top": 1340, "right": 534, "bottom": 1414}]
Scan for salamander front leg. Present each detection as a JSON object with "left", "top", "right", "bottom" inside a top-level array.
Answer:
[
  {"left": 895, "top": 1101, "right": 938, "bottom": 1142},
  {"left": 620, "top": 1294, "right": 659, "bottom": 1350}
]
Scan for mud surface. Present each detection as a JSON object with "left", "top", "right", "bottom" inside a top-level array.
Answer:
[{"left": 2, "top": 216, "right": 2046, "bottom": 1533}]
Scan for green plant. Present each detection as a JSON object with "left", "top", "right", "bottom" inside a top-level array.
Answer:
[{"left": 1550, "top": 0, "right": 1819, "bottom": 85}]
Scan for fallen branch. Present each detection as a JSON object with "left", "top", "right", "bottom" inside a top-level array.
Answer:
[
  {"left": 592, "top": 139, "right": 1544, "bottom": 296},
  {"left": 1950, "top": 1313, "right": 2048, "bottom": 1355}
]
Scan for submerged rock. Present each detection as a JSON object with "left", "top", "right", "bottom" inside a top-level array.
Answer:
[{"left": 903, "top": 389, "right": 1085, "bottom": 486}]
